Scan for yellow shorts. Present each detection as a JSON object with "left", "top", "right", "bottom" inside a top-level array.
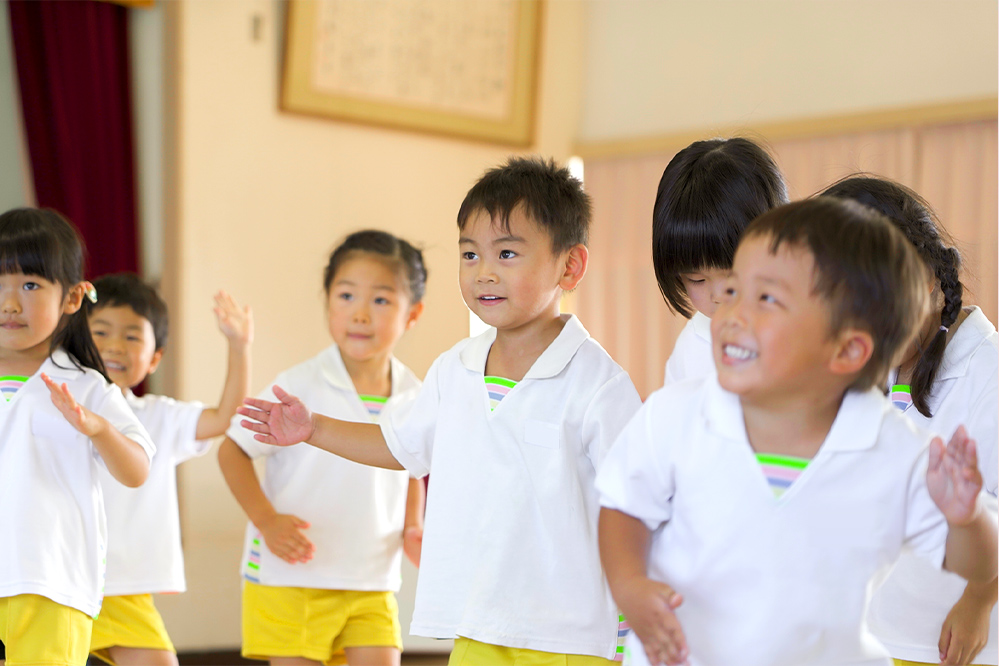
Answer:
[
  {"left": 894, "top": 661, "right": 987, "bottom": 666},
  {"left": 449, "top": 638, "right": 618, "bottom": 666},
  {"left": 241, "top": 581, "right": 402, "bottom": 666},
  {"left": 89, "top": 594, "right": 175, "bottom": 664},
  {"left": 0, "top": 594, "right": 93, "bottom": 666}
]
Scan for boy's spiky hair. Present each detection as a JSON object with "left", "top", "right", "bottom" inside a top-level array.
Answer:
[
  {"left": 91, "top": 272, "right": 169, "bottom": 350},
  {"left": 744, "top": 196, "right": 929, "bottom": 391},
  {"left": 457, "top": 156, "right": 590, "bottom": 253}
]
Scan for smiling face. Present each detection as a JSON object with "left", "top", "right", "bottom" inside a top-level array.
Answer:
[
  {"left": 90, "top": 305, "right": 163, "bottom": 391},
  {"left": 458, "top": 206, "right": 576, "bottom": 335},
  {"left": 711, "top": 235, "right": 846, "bottom": 406},
  {"left": 326, "top": 253, "right": 421, "bottom": 366},
  {"left": 680, "top": 266, "right": 731, "bottom": 318},
  {"left": 0, "top": 272, "right": 76, "bottom": 367}
]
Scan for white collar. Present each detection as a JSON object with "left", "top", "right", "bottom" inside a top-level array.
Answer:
[
  {"left": 702, "top": 375, "right": 885, "bottom": 454},
  {"left": 458, "top": 314, "right": 590, "bottom": 380},
  {"left": 936, "top": 306, "right": 997, "bottom": 381},
  {"left": 318, "top": 344, "right": 417, "bottom": 397},
  {"left": 691, "top": 311, "right": 713, "bottom": 341},
  {"left": 40, "top": 348, "right": 89, "bottom": 381}
]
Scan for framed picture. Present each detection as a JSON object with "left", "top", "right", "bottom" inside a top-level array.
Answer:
[{"left": 281, "top": 0, "right": 542, "bottom": 146}]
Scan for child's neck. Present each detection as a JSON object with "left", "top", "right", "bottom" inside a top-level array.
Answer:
[
  {"left": 0, "top": 347, "right": 49, "bottom": 378},
  {"left": 740, "top": 388, "right": 845, "bottom": 460},
  {"left": 485, "top": 312, "right": 567, "bottom": 381},
  {"left": 342, "top": 351, "right": 392, "bottom": 397}
]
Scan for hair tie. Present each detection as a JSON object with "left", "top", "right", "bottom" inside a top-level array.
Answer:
[
  {"left": 939, "top": 325, "right": 948, "bottom": 333},
  {"left": 84, "top": 282, "right": 98, "bottom": 304}
]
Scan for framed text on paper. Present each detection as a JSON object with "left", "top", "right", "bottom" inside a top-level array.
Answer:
[{"left": 282, "top": 0, "right": 541, "bottom": 146}]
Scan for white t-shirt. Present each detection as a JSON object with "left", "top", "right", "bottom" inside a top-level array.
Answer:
[
  {"left": 0, "top": 350, "right": 155, "bottom": 617},
  {"left": 597, "top": 376, "right": 948, "bottom": 666},
  {"left": 663, "top": 311, "right": 713, "bottom": 386},
  {"left": 381, "top": 315, "right": 642, "bottom": 659},
  {"left": 227, "top": 345, "right": 419, "bottom": 592},
  {"left": 100, "top": 392, "right": 208, "bottom": 596},
  {"left": 869, "top": 306, "right": 999, "bottom": 665}
]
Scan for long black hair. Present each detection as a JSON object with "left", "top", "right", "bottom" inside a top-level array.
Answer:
[
  {"left": 822, "top": 176, "right": 959, "bottom": 417},
  {"left": 0, "top": 208, "right": 108, "bottom": 380}
]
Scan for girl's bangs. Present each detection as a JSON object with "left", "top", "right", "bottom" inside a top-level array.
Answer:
[{"left": 0, "top": 229, "right": 59, "bottom": 282}]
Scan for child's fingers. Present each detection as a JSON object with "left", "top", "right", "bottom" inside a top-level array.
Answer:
[
  {"left": 272, "top": 385, "right": 294, "bottom": 403},
  {"left": 242, "top": 397, "right": 278, "bottom": 411},
  {"left": 253, "top": 433, "right": 278, "bottom": 445},
  {"left": 928, "top": 436, "right": 945, "bottom": 472},
  {"left": 240, "top": 419, "right": 272, "bottom": 435}
]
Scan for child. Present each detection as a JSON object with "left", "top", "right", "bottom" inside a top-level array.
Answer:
[
  {"left": 237, "top": 158, "right": 643, "bottom": 665},
  {"left": 596, "top": 197, "right": 998, "bottom": 666},
  {"left": 0, "top": 208, "right": 155, "bottom": 666},
  {"left": 824, "top": 177, "right": 998, "bottom": 666},
  {"left": 218, "top": 230, "right": 428, "bottom": 666},
  {"left": 86, "top": 273, "right": 253, "bottom": 666},
  {"left": 653, "top": 137, "right": 787, "bottom": 385}
]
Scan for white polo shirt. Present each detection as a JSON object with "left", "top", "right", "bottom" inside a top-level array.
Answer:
[
  {"left": 869, "top": 306, "right": 999, "bottom": 665},
  {"left": 100, "top": 392, "right": 208, "bottom": 596},
  {"left": 381, "top": 315, "right": 642, "bottom": 659},
  {"left": 0, "top": 349, "right": 155, "bottom": 617},
  {"left": 663, "top": 311, "right": 714, "bottom": 386},
  {"left": 597, "top": 376, "right": 948, "bottom": 666},
  {"left": 227, "top": 345, "right": 419, "bottom": 592}
]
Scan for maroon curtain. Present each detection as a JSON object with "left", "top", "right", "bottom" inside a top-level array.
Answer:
[{"left": 7, "top": 0, "right": 139, "bottom": 278}]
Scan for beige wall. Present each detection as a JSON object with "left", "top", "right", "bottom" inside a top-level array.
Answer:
[
  {"left": 155, "top": 0, "right": 586, "bottom": 651},
  {"left": 580, "top": 0, "right": 998, "bottom": 142}
]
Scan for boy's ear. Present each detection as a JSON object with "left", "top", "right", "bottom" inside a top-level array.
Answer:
[
  {"left": 829, "top": 328, "right": 873, "bottom": 377},
  {"left": 404, "top": 301, "right": 425, "bottom": 331},
  {"left": 146, "top": 348, "right": 165, "bottom": 375},
  {"left": 558, "top": 244, "right": 588, "bottom": 291}
]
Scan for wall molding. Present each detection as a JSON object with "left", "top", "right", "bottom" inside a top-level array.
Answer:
[{"left": 573, "top": 97, "right": 998, "bottom": 160}]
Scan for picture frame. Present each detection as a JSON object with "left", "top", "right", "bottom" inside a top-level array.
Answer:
[{"left": 281, "top": 0, "right": 542, "bottom": 146}]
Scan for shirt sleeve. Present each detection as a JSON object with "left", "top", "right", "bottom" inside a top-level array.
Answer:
[
  {"left": 582, "top": 370, "right": 643, "bottom": 470},
  {"left": 965, "top": 363, "right": 999, "bottom": 497},
  {"left": 167, "top": 398, "right": 209, "bottom": 464},
  {"left": 901, "top": 448, "right": 948, "bottom": 568},
  {"left": 94, "top": 380, "right": 156, "bottom": 464},
  {"left": 380, "top": 356, "right": 443, "bottom": 479},
  {"left": 595, "top": 396, "right": 674, "bottom": 531}
]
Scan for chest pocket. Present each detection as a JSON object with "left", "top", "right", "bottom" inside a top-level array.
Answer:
[
  {"left": 31, "top": 411, "right": 84, "bottom": 447},
  {"left": 524, "top": 419, "right": 560, "bottom": 450}
]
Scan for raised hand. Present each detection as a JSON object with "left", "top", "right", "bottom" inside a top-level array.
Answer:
[
  {"left": 213, "top": 290, "right": 253, "bottom": 346},
  {"left": 927, "top": 426, "right": 984, "bottom": 526},
  {"left": 938, "top": 584, "right": 992, "bottom": 665},
  {"left": 617, "top": 576, "right": 688, "bottom": 666},
  {"left": 258, "top": 513, "right": 315, "bottom": 564},
  {"left": 237, "top": 385, "right": 315, "bottom": 447},
  {"left": 42, "top": 373, "right": 105, "bottom": 438}
]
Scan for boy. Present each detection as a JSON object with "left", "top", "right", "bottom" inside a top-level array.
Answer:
[
  {"left": 238, "top": 157, "right": 643, "bottom": 664},
  {"left": 87, "top": 273, "right": 252, "bottom": 666},
  {"left": 596, "top": 197, "right": 998, "bottom": 666}
]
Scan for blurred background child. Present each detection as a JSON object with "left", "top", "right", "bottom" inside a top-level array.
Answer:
[
  {"left": 652, "top": 137, "right": 787, "bottom": 386},
  {"left": 87, "top": 273, "right": 252, "bottom": 666},
  {"left": 219, "top": 230, "right": 427, "bottom": 666},
  {"left": 824, "top": 176, "right": 998, "bottom": 666}
]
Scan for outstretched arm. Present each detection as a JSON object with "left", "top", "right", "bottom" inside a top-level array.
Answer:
[
  {"left": 43, "top": 374, "right": 150, "bottom": 487},
  {"left": 599, "top": 508, "right": 688, "bottom": 666},
  {"left": 217, "top": 437, "right": 314, "bottom": 564},
  {"left": 196, "top": 291, "right": 253, "bottom": 439},
  {"left": 928, "top": 427, "right": 999, "bottom": 583},
  {"left": 403, "top": 478, "right": 426, "bottom": 567},
  {"left": 237, "top": 385, "right": 403, "bottom": 470}
]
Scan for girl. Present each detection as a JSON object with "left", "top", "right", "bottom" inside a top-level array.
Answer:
[
  {"left": 824, "top": 176, "right": 998, "bottom": 666},
  {"left": 653, "top": 137, "right": 788, "bottom": 385},
  {"left": 218, "top": 230, "right": 427, "bottom": 666},
  {"left": 0, "top": 208, "right": 154, "bottom": 666}
]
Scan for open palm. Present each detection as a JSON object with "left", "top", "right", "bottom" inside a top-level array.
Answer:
[
  {"left": 926, "top": 426, "right": 983, "bottom": 526},
  {"left": 238, "top": 385, "right": 314, "bottom": 447}
]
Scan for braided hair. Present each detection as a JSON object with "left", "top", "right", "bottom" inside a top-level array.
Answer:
[{"left": 822, "top": 176, "right": 961, "bottom": 417}]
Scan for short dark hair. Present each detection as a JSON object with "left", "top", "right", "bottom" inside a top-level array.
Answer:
[
  {"left": 456, "top": 156, "right": 590, "bottom": 253},
  {"left": 91, "top": 272, "right": 169, "bottom": 350},
  {"left": 323, "top": 230, "right": 428, "bottom": 304},
  {"left": 743, "top": 197, "right": 928, "bottom": 391},
  {"left": 822, "top": 176, "right": 959, "bottom": 417},
  {"left": 653, "top": 137, "right": 788, "bottom": 318}
]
